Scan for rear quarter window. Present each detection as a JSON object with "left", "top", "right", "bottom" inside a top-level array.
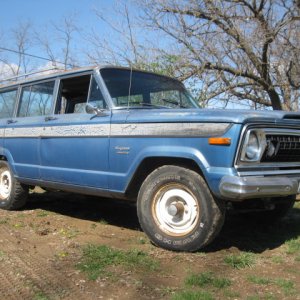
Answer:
[{"left": 0, "top": 89, "right": 18, "bottom": 118}]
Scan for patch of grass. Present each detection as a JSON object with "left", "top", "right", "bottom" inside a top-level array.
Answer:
[
  {"left": 97, "top": 219, "right": 108, "bottom": 225},
  {"left": 248, "top": 275, "right": 272, "bottom": 285},
  {"left": 171, "top": 290, "right": 214, "bottom": 300},
  {"left": 137, "top": 237, "right": 147, "bottom": 244},
  {"left": 185, "top": 272, "right": 231, "bottom": 289},
  {"left": 224, "top": 252, "right": 255, "bottom": 269},
  {"left": 274, "top": 279, "right": 296, "bottom": 296},
  {"left": 223, "top": 290, "right": 241, "bottom": 298},
  {"left": 90, "top": 223, "right": 97, "bottom": 229},
  {"left": 0, "top": 217, "right": 9, "bottom": 224},
  {"left": 55, "top": 251, "right": 69, "bottom": 259},
  {"left": 33, "top": 291, "right": 49, "bottom": 300},
  {"left": 36, "top": 211, "right": 49, "bottom": 217},
  {"left": 247, "top": 276, "right": 296, "bottom": 297},
  {"left": 17, "top": 213, "right": 25, "bottom": 218},
  {"left": 77, "top": 244, "right": 159, "bottom": 280},
  {"left": 271, "top": 256, "right": 284, "bottom": 264},
  {"left": 59, "top": 228, "right": 79, "bottom": 239},
  {"left": 285, "top": 237, "right": 300, "bottom": 254},
  {"left": 159, "top": 286, "right": 176, "bottom": 297},
  {"left": 13, "top": 222, "right": 24, "bottom": 229}
]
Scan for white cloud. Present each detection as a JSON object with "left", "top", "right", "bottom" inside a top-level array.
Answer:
[{"left": 0, "top": 62, "right": 19, "bottom": 80}]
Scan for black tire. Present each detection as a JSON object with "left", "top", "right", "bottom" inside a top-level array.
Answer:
[
  {"left": 232, "top": 196, "right": 296, "bottom": 223},
  {"left": 137, "top": 165, "right": 225, "bottom": 252},
  {"left": 0, "top": 161, "right": 28, "bottom": 210}
]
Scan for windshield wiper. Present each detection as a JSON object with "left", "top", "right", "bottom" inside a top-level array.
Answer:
[
  {"left": 138, "top": 102, "right": 169, "bottom": 108},
  {"left": 160, "top": 98, "right": 187, "bottom": 108}
]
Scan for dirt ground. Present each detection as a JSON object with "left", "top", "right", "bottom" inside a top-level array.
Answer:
[{"left": 0, "top": 188, "right": 299, "bottom": 300}]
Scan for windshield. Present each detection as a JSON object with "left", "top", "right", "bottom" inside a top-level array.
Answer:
[{"left": 100, "top": 68, "right": 199, "bottom": 109}]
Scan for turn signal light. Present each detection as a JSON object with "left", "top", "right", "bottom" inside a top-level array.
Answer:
[{"left": 208, "top": 137, "right": 231, "bottom": 145}]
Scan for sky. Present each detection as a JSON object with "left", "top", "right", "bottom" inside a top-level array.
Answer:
[
  {"left": 1, "top": 0, "right": 107, "bottom": 31},
  {"left": 0, "top": 0, "right": 132, "bottom": 67}
]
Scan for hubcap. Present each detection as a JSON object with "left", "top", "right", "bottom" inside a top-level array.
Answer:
[
  {"left": 153, "top": 184, "right": 200, "bottom": 236},
  {"left": 0, "top": 169, "right": 12, "bottom": 200}
]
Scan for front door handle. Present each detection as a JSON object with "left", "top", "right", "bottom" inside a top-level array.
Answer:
[{"left": 45, "top": 116, "right": 57, "bottom": 122}]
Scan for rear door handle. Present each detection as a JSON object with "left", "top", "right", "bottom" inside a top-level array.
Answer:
[{"left": 7, "top": 119, "right": 17, "bottom": 124}]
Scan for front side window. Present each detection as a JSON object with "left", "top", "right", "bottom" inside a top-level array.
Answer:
[
  {"left": 55, "top": 75, "right": 107, "bottom": 114},
  {"left": 0, "top": 89, "right": 18, "bottom": 118},
  {"left": 18, "top": 81, "right": 55, "bottom": 117},
  {"left": 100, "top": 68, "right": 199, "bottom": 109},
  {"left": 56, "top": 75, "right": 90, "bottom": 114}
]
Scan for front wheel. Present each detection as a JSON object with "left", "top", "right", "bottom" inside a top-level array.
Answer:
[
  {"left": 0, "top": 161, "right": 28, "bottom": 210},
  {"left": 137, "top": 165, "right": 225, "bottom": 252}
]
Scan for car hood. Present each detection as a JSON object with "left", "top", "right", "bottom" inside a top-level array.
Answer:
[{"left": 124, "top": 108, "right": 300, "bottom": 125}]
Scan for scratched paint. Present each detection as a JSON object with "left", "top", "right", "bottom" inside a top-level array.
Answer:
[{"left": 2, "top": 122, "right": 230, "bottom": 138}]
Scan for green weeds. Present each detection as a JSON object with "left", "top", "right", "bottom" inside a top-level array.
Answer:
[
  {"left": 285, "top": 237, "right": 300, "bottom": 254},
  {"left": 185, "top": 272, "right": 231, "bottom": 289},
  {"left": 247, "top": 276, "right": 297, "bottom": 296},
  {"left": 172, "top": 271, "right": 231, "bottom": 300},
  {"left": 77, "top": 244, "right": 159, "bottom": 280},
  {"left": 247, "top": 275, "right": 272, "bottom": 285},
  {"left": 224, "top": 252, "right": 256, "bottom": 269}
]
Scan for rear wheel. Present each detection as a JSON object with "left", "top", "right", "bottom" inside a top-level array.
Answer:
[
  {"left": 0, "top": 162, "right": 28, "bottom": 210},
  {"left": 137, "top": 165, "right": 225, "bottom": 252}
]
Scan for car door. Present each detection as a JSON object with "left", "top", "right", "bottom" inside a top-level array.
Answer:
[
  {"left": 0, "top": 88, "right": 19, "bottom": 159},
  {"left": 4, "top": 80, "right": 56, "bottom": 179},
  {"left": 39, "top": 73, "right": 111, "bottom": 189}
]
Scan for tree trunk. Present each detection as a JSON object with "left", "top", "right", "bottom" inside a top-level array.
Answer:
[{"left": 268, "top": 88, "right": 283, "bottom": 110}]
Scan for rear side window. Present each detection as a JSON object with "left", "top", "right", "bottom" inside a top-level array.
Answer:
[
  {"left": 0, "top": 89, "right": 18, "bottom": 118},
  {"left": 18, "top": 81, "right": 55, "bottom": 117}
]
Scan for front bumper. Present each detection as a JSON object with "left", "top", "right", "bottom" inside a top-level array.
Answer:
[{"left": 219, "top": 175, "right": 299, "bottom": 201}]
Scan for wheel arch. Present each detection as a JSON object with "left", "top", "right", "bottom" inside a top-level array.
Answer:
[
  {"left": 125, "top": 156, "right": 205, "bottom": 199},
  {"left": 0, "top": 150, "right": 17, "bottom": 175}
]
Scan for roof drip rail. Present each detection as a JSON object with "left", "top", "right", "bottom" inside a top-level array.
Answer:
[{"left": 0, "top": 67, "right": 64, "bottom": 85}]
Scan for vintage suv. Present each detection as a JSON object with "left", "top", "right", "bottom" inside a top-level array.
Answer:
[{"left": 0, "top": 66, "right": 299, "bottom": 251}]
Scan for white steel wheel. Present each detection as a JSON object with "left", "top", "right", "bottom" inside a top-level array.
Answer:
[
  {"left": 0, "top": 169, "right": 12, "bottom": 200},
  {"left": 152, "top": 184, "right": 199, "bottom": 236},
  {"left": 137, "top": 165, "right": 225, "bottom": 252},
  {"left": 0, "top": 162, "right": 28, "bottom": 210}
]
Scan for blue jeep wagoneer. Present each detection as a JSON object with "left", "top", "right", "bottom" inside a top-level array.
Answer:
[{"left": 0, "top": 66, "right": 298, "bottom": 251}]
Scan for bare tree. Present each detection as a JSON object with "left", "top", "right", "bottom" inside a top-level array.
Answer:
[
  {"left": 87, "top": 1, "right": 142, "bottom": 66},
  {"left": 36, "top": 15, "right": 80, "bottom": 70},
  {"left": 137, "top": 0, "right": 300, "bottom": 110},
  {"left": 0, "top": 21, "right": 33, "bottom": 76}
]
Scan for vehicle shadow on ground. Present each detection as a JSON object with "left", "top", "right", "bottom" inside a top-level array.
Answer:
[
  {"left": 25, "top": 191, "right": 300, "bottom": 253},
  {"left": 25, "top": 191, "right": 140, "bottom": 231},
  {"left": 206, "top": 206, "right": 300, "bottom": 253}
]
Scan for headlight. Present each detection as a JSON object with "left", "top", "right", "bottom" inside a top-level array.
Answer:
[{"left": 241, "top": 129, "right": 267, "bottom": 162}]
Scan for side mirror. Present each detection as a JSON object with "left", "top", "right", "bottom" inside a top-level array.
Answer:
[{"left": 85, "top": 103, "right": 107, "bottom": 118}]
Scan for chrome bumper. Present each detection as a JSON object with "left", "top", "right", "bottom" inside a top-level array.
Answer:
[{"left": 219, "top": 175, "right": 299, "bottom": 201}]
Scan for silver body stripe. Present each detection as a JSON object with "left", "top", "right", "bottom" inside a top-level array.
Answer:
[
  {"left": 110, "top": 123, "right": 230, "bottom": 137},
  {"left": 2, "top": 123, "right": 230, "bottom": 138},
  {"left": 4, "top": 124, "right": 110, "bottom": 138}
]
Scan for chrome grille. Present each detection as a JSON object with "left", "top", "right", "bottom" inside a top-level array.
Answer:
[{"left": 261, "top": 134, "right": 300, "bottom": 162}]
